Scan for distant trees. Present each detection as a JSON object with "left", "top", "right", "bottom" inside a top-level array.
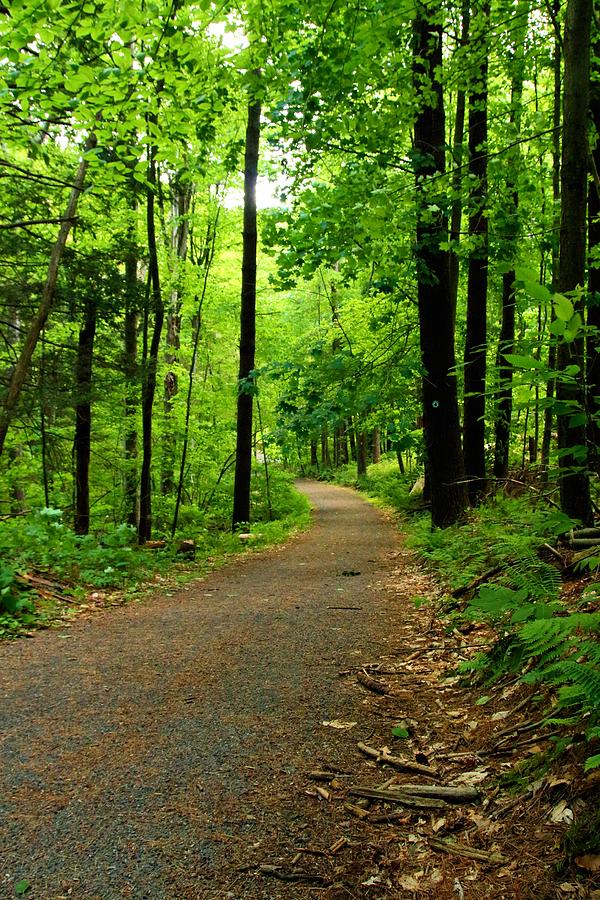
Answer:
[{"left": 1, "top": 0, "right": 599, "bottom": 534}]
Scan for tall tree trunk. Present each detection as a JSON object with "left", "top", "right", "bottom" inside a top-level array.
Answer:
[
  {"left": 357, "top": 430, "right": 368, "bottom": 477},
  {"left": 162, "top": 184, "right": 191, "bottom": 494},
  {"left": 138, "top": 137, "right": 165, "bottom": 543},
  {"left": 310, "top": 439, "right": 318, "bottom": 468},
  {"left": 348, "top": 420, "right": 356, "bottom": 461},
  {"left": 449, "top": 2, "right": 471, "bottom": 317},
  {"left": 463, "top": 0, "right": 489, "bottom": 504},
  {"left": 412, "top": 5, "right": 467, "bottom": 527},
  {"left": 372, "top": 427, "right": 381, "bottom": 464},
  {"left": 556, "top": 0, "right": 593, "bottom": 524},
  {"left": 321, "top": 426, "right": 331, "bottom": 467},
  {"left": 171, "top": 203, "right": 220, "bottom": 537},
  {"left": 74, "top": 298, "right": 98, "bottom": 535},
  {"left": 541, "top": 7, "right": 562, "bottom": 478},
  {"left": 124, "top": 225, "right": 139, "bottom": 528},
  {"left": 493, "top": 0, "right": 529, "bottom": 478},
  {"left": 232, "top": 89, "right": 261, "bottom": 529},
  {"left": 0, "top": 134, "right": 96, "bottom": 455},
  {"left": 586, "top": 36, "right": 600, "bottom": 469}
]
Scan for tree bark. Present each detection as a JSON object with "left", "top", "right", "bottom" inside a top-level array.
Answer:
[
  {"left": 586, "top": 36, "right": 600, "bottom": 469},
  {"left": 123, "top": 224, "right": 139, "bottom": 529},
  {"left": 412, "top": 5, "right": 467, "bottom": 528},
  {"left": 0, "top": 133, "right": 96, "bottom": 455},
  {"left": 541, "top": 8, "right": 562, "bottom": 478},
  {"left": 449, "top": 2, "right": 470, "bottom": 318},
  {"left": 463, "top": 0, "right": 489, "bottom": 504},
  {"left": 74, "top": 298, "right": 97, "bottom": 535},
  {"left": 556, "top": 0, "right": 593, "bottom": 525},
  {"left": 138, "top": 137, "right": 165, "bottom": 543},
  {"left": 232, "top": 88, "right": 261, "bottom": 529},
  {"left": 493, "top": 0, "right": 529, "bottom": 479},
  {"left": 162, "top": 183, "right": 191, "bottom": 494}
]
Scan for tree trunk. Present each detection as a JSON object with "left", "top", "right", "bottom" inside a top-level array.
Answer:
[
  {"left": 348, "top": 420, "right": 357, "bottom": 461},
  {"left": 162, "top": 183, "right": 191, "bottom": 494},
  {"left": 372, "top": 427, "right": 381, "bottom": 464},
  {"left": 321, "top": 426, "right": 331, "bottom": 468},
  {"left": 586, "top": 36, "right": 600, "bottom": 470},
  {"left": 493, "top": 0, "right": 529, "bottom": 479},
  {"left": 232, "top": 88, "right": 261, "bottom": 529},
  {"left": 412, "top": 6, "right": 467, "bottom": 528},
  {"left": 541, "top": 10, "right": 562, "bottom": 478},
  {"left": 556, "top": 0, "right": 593, "bottom": 525},
  {"left": 138, "top": 138, "right": 165, "bottom": 543},
  {"left": 310, "top": 439, "right": 318, "bottom": 468},
  {"left": 357, "top": 431, "right": 368, "bottom": 477},
  {"left": 74, "top": 298, "right": 97, "bottom": 535},
  {"left": 449, "top": 2, "right": 470, "bottom": 318},
  {"left": 124, "top": 216, "right": 139, "bottom": 528},
  {"left": 463, "top": 0, "right": 489, "bottom": 504},
  {"left": 0, "top": 133, "right": 96, "bottom": 455}
]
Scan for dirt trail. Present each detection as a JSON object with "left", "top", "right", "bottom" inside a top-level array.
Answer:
[{"left": 0, "top": 481, "right": 418, "bottom": 899}]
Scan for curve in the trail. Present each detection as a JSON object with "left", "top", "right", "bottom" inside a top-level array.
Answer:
[{"left": 0, "top": 481, "right": 403, "bottom": 899}]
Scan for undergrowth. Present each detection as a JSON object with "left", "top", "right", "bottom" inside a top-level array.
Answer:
[
  {"left": 0, "top": 468, "right": 311, "bottom": 639},
  {"left": 325, "top": 458, "right": 600, "bottom": 774}
]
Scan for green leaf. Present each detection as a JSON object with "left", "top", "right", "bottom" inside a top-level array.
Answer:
[
  {"left": 515, "top": 266, "right": 539, "bottom": 283},
  {"left": 553, "top": 294, "right": 574, "bottom": 321},
  {"left": 584, "top": 753, "right": 600, "bottom": 772},
  {"left": 503, "top": 353, "right": 543, "bottom": 370},
  {"left": 524, "top": 282, "right": 552, "bottom": 303},
  {"left": 391, "top": 726, "right": 410, "bottom": 739},
  {"left": 14, "top": 881, "right": 30, "bottom": 897},
  {"left": 475, "top": 695, "right": 491, "bottom": 706}
]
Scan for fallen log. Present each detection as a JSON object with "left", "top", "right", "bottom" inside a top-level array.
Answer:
[
  {"left": 348, "top": 787, "right": 447, "bottom": 810},
  {"left": 383, "top": 783, "right": 480, "bottom": 803}
]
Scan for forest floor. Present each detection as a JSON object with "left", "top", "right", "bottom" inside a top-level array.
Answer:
[{"left": 1, "top": 480, "right": 599, "bottom": 900}]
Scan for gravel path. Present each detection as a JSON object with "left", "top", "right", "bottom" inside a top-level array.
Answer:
[{"left": 0, "top": 481, "right": 409, "bottom": 899}]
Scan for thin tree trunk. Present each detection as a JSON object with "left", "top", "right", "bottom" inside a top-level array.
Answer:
[
  {"left": 138, "top": 137, "right": 165, "bottom": 543},
  {"left": 372, "top": 427, "right": 381, "bottom": 464},
  {"left": 541, "top": 9, "right": 562, "bottom": 478},
  {"left": 493, "top": 0, "right": 529, "bottom": 479},
  {"left": 74, "top": 298, "right": 98, "bottom": 535},
  {"left": 556, "top": 0, "right": 593, "bottom": 524},
  {"left": 412, "top": 5, "right": 467, "bottom": 527},
  {"left": 232, "top": 87, "right": 261, "bottom": 529},
  {"left": 124, "top": 214, "right": 139, "bottom": 528},
  {"left": 449, "top": 2, "right": 470, "bottom": 318},
  {"left": 463, "top": 0, "right": 489, "bottom": 504},
  {"left": 321, "top": 426, "right": 331, "bottom": 468},
  {"left": 162, "top": 184, "right": 191, "bottom": 495},
  {"left": 171, "top": 204, "right": 220, "bottom": 537},
  {"left": 357, "top": 430, "right": 368, "bottom": 477},
  {"left": 348, "top": 420, "right": 356, "bottom": 461},
  {"left": 0, "top": 133, "right": 96, "bottom": 455},
  {"left": 586, "top": 36, "right": 600, "bottom": 470}
]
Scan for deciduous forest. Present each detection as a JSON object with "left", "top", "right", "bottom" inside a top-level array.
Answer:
[{"left": 2, "top": 0, "right": 600, "bottom": 892}]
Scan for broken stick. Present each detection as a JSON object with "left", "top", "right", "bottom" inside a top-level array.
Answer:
[{"left": 357, "top": 742, "right": 439, "bottom": 778}]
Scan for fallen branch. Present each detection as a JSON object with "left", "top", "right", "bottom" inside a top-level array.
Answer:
[
  {"left": 357, "top": 671, "right": 389, "bottom": 695},
  {"left": 384, "top": 783, "right": 480, "bottom": 803},
  {"left": 344, "top": 802, "right": 370, "bottom": 820},
  {"left": 357, "top": 742, "right": 439, "bottom": 779},
  {"left": 348, "top": 787, "right": 447, "bottom": 810},
  {"left": 428, "top": 838, "right": 506, "bottom": 865}
]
